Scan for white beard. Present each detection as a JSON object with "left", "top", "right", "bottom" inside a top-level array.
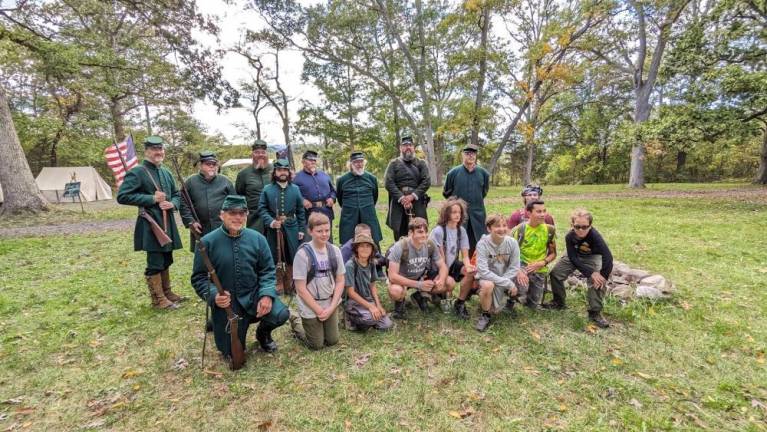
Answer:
[{"left": 352, "top": 167, "right": 365, "bottom": 176}]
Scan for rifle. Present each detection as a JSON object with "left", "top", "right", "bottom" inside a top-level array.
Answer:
[
  {"left": 171, "top": 156, "right": 245, "bottom": 371},
  {"left": 274, "top": 194, "right": 293, "bottom": 295},
  {"left": 113, "top": 141, "right": 173, "bottom": 247}
]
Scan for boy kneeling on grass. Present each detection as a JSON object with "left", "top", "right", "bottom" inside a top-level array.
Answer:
[
  {"left": 547, "top": 208, "right": 612, "bottom": 328},
  {"left": 344, "top": 233, "right": 394, "bottom": 331},
  {"left": 473, "top": 214, "right": 524, "bottom": 332},
  {"left": 292, "top": 212, "right": 346, "bottom": 349},
  {"left": 387, "top": 217, "right": 449, "bottom": 319}
]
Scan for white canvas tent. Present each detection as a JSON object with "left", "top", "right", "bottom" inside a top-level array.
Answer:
[
  {"left": 221, "top": 158, "right": 254, "bottom": 168},
  {"left": 34, "top": 167, "right": 112, "bottom": 202}
]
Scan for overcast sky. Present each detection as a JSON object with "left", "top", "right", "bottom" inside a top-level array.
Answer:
[{"left": 192, "top": 0, "right": 321, "bottom": 146}]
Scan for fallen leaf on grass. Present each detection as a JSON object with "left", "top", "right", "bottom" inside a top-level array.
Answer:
[
  {"left": 0, "top": 414, "right": 7, "bottom": 421},
  {"left": 256, "top": 420, "right": 272, "bottom": 431},
  {"left": 635, "top": 372, "right": 652, "bottom": 380},
  {"left": 585, "top": 324, "right": 598, "bottom": 334},
  {"left": 82, "top": 419, "right": 105, "bottom": 429},
  {"left": 628, "top": 398, "right": 642, "bottom": 409},
  {"left": 344, "top": 419, "right": 352, "bottom": 431},
  {"left": 354, "top": 353, "right": 371, "bottom": 368},
  {"left": 1, "top": 398, "right": 22, "bottom": 405},
  {"left": 611, "top": 356, "right": 623, "bottom": 366},
  {"left": 756, "top": 351, "right": 765, "bottom": 364},
  {"left": 13, "top": 407, "right": 34, "bottom": 416},
  {"left": 680, "top": 301, "right": 691, "bottom": 311},
  {"left": 121, "top": 369, "right": 143, "bottom": 379},
  {"left": 529, "top": 330, "right": 541, "bottom": 342},
  {"left": 448, "top": 407, "right": 474, "bottom": 419},
  {"left": 203, "top": 369, "right": 223, "bottom": 378}
]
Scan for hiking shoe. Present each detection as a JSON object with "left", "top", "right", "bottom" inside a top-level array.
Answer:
[
  {"left": 454, "top": 300, "right": 470, "bottom": 320},
  {"left": 541, "top": 302, "right": 567, "bottom": 310},
  {"left": 411, "top": 291, "right": 429, "bottom": 312},
  {"left": 525, "top": 300, "right": 543, "bottom": 311},
  {"left": 392, "top": 301, "right": 407, "bottom": 320},
  {"left": 475, "top": 313, "right": 491, "bottom": 332},
  {"left": 256, "top": 327, "right": 278, "bottom": 353},
  {"left": 588, "top": 311, "right": 610, "bottom": 328}
]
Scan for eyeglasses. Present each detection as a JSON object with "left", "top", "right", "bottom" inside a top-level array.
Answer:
[{"left": 573, "top": 224, "right": 591, "bottom": 230}]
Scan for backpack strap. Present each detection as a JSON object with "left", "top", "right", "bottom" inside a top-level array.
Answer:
[
  {"left": 514, "top": 223, "right": 527, "bottom": 246},
  {"left": 397, "top": 237, "right": 410, "bottom": 265},
  {"left": 299, "top": 243, "right": 318, "bottom": 286}
]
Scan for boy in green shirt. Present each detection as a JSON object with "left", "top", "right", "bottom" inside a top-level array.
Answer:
[{"left": 511, "top": 200, "right": 557, "bottom": 309}]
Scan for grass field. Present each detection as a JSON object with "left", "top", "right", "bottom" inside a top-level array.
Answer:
[{"left": 1, "top": 183, "right": 766, "bottom": 431}]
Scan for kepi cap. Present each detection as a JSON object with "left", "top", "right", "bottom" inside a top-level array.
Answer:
[
  {"left": 462, "top": 143, "right": 479, "bottom": 153},
  {"left": 350, "top": 151, "right": 365, "bottom": 162},
  {"left": 252, "top": 139, "right": 267, "bottom": 150},
  {"left": 199, "top": 151, "right": 218, "bottom": 163},
  {"left": 222, "top": 195, "right": 248, "bottom": 211},
  {"left": 274, "top": 159, "right": 291, "bottom": 169},
  {"left": 302, "top": 150, "right": 318, "bottom": 161},
  {"left": 144, "top": 135, "right": 165, "bottom": 148}
]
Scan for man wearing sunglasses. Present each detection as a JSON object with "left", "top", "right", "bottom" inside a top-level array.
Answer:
[{"left": 547, "top": 208, "right": 613, "bottom": 328}]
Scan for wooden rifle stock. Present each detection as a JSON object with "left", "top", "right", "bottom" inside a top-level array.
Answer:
[
  {"left": 170, "top": 156, "right": 245, "bottom": 370},
  {"left": 140, "top": 209, "right": 172, "bottom": 247}
]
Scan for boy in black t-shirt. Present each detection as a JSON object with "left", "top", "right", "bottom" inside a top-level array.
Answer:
[{"left": 547, "top": 208, "right": 613, "bottom": 328}]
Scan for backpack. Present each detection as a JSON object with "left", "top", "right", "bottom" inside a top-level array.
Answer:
[
  {"left": 298, "top": 242, "right": 339, "bottom": 286},
  {"left": 438, "top": 224, "right": 464, "bottom": 266},
  {"left": 513, "top": 223, "right": 555, "bottom": 247},
  {"left": 386, "top": 237, "right": 437, "bottom": 267}
]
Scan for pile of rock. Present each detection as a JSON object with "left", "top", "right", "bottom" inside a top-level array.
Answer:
[{"left": 563, "top": 261, "right": 674, "bottom": 301}]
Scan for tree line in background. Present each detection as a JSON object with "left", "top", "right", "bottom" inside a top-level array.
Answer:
[{"left": 0, "top": 0, "right": 765, "bottom": 214}]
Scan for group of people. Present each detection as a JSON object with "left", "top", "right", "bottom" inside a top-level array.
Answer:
[{"left": 116, "top": 135, "right": 614, "bottom": 367}]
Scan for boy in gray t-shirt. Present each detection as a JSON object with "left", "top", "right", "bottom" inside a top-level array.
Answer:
[
  {"left": 386, "top": 217, "right": 448, "bottom": 319},
  {"left": 474, "top": 214, "right": 524, "bottom": 332},
  {"left": 292, "top": 213, "right": 346, "bottom": 350}
]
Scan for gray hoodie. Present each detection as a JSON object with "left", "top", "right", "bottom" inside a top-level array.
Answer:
[{"left": 475, "top": 234, "right": 521, "bottom": 289}]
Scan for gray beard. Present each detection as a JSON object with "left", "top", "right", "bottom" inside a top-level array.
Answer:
[
  {"left": 402, "top": 152, "right": 414, "bottom": 162},
  {"left": 352, "top": 167, "right": 365, "bottom": 176}
]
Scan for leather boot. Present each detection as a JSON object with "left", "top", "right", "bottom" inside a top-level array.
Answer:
[
  {"left": 146, "top": 274, "right": 178, "bottom": 310},
  {"left": 160, "top": 269, "right": 185, "bottom": 303}
]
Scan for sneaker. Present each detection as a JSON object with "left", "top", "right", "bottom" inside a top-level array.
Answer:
[
  {"left": 588, "top": 311, "right": 610, "bottom": 328},
  {"left": 454, "top": 300, "right": 470, "bottom": 320},
  {"left": 504, "top": 299, "right": 518, "bottom": 318},
  {"left": 541, "top": 302, "right": 567, "bottom": 310},
  {"left": 256, "top": 327, "right": 278, "bottom": 353},
  {"left": 475, "top": 313, "right": 491, "bottom": 332},
  {"left": 411, "top": 291, "right": 429, "bottom": 312},
  {"left": 440, "top": 298, "right": 452, "bottom": 314},
  {"left": 392, "top": 301, "right": 407, "bottom": 320}
]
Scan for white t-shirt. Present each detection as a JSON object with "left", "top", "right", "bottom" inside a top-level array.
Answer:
[
  {"left": 293, "top": 242, "right": 345, "bottom": 319},
  {"left": 429, "top": 225, "right": 469, "bottom": 266}
]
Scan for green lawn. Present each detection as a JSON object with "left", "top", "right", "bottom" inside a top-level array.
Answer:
[{"left": 1, "top": 184, "right": 766, "bottom": 431}]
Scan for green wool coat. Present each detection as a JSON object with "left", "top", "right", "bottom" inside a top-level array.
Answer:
[
  {"left": 116, "top": 160, "right": 183, "bottom": 252},
  {"left": 258, "top": 182, "right": 306, "bottom": 266},
  {"left": 336, "top": 171, "right": 383, "bottom": 244},
  {"left": 235, "top": 163, "right": 273, "bottom": 233},
  {"left": 190, "top": 226, "right": 280, "bottom": 316},
  {"left": 442, "top": 164, "right": 490, "bottom": 250},
  {"left": 179, "top": 173, "right": 235, "bottom": 251}
]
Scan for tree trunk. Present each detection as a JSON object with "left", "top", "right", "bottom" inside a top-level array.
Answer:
[
  {"left": 755, "top": 126, "right": 767, "bottom": 185},
  {"left": 629, "top": 88, "right": 652, "bottom": 188},
  {"left": 0, "top": 87, "right": 48, "bottom": 214},
  {"left": 676, "top": 150, "right": 687, "bottom": 176},
  {"left": 110, "top": 97, "right": 126, "bottom": 142},
  {"left": 470, "top": 5, "right": 490, "bottom": 147},
  {"left": 523, "top": 140, "right": 534, "bottom": 186}
]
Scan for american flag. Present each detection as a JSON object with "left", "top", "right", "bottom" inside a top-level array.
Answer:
[{"left": 104, "top": 136, "right": 138, "bottom": 187}]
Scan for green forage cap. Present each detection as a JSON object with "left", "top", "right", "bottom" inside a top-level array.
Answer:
[
  {"left": 199, "top": 151, "right": 217, "bottom": 163},
  {"left": 222, "top": 195, "right": 248, "bottom": 211},
  {"left": 274, "top": 159, "right": 291, "bottom": 169},
  {"left": 144, "top": 135, "right": 165, "bottom": 148}
]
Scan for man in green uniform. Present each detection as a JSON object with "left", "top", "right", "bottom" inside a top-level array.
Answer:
[
  {"left": 336, "top": 151, "right": 383, "bottom": 246},
  {"left": 191, "top": 195, "right": 289, "bottom": 356},
  {"left": 442, "top": 143, "right": 490, "bottom": 255},
  {"left": 258, "top": 159, "right": 306, "bottom": 273},
  {"left": 116, "top": 135, "right": 184, "bottom": 310},
  {"left": 384, "top": 135, "right": 431, "bottom": 239},
  {"left": 236, "top": 140, "right": 273, "bottom": 233},
  {"left": 179, "top": 151, "right": 235, "bottom": 251}
]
